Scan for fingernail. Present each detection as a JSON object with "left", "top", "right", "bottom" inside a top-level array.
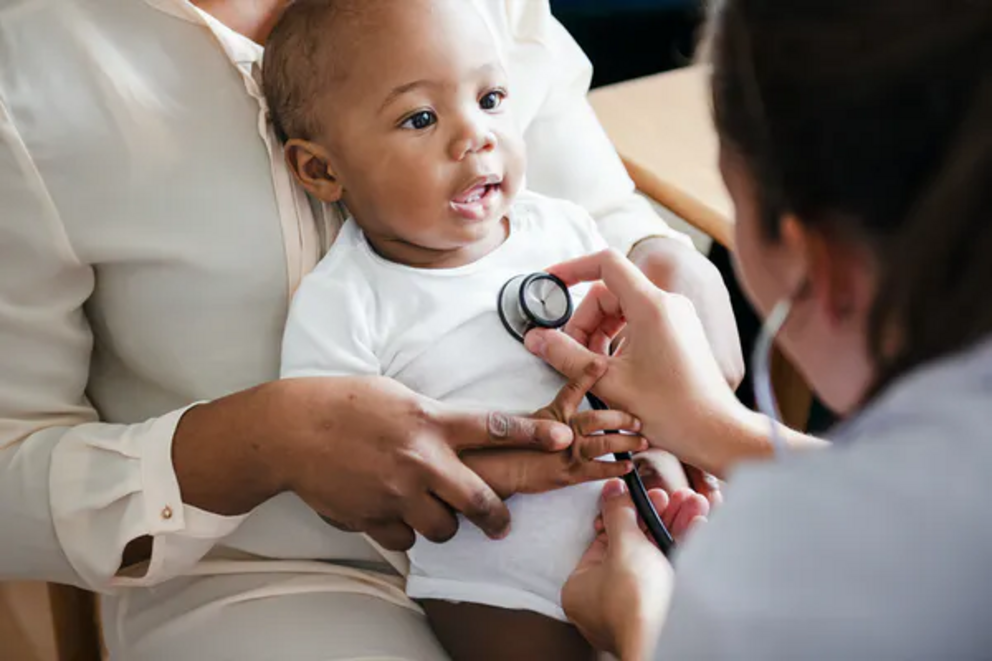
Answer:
[
  {"left": 632, "top": 419, "right": 643, "bottom": 432},
  {"left": 550, "top": 425, "right": 572, "bottom": 446},
  {"left": 524, "top": 332, "right": 546, "bottom": 356},
  {"left": 602, "top": 479, "right": 626, "bottom": 500}
]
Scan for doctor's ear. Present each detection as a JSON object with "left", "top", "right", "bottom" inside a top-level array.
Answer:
[
  {"left": 284, "top": 139, "right": 344, "bottom": 202},
  {"left": 781, "top": 215, "right": 871, "bottom": 327}
]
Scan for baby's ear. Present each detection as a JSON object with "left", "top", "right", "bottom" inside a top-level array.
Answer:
[{"left": 284, "top": 139, "right": 343, "bottom": 202}]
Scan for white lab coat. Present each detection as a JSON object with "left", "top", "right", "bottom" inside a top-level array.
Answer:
[
  {"left": 657, "top": 338, "right": 992, "bottom": 660},
  {"left": 0, "top": 0, "right": 684, "bottom": 657}
]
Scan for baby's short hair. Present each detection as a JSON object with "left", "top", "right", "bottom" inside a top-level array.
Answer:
[{"left": 263, "top": 0, "right": 374, "bottom": 143}]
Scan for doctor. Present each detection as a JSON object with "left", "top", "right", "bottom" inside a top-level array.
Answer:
[{"left": 526, "top": 0, "right": 992, "bottom": 658}]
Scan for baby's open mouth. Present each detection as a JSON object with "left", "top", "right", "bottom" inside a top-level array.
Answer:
[{"left": 450, "top": 177, "right": 503, "bottom": 220}]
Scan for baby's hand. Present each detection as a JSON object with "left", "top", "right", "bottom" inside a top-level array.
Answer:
[
  {"left": 463, "top": 360, "right": 647, "bottom": 498},
  {"left": 463, "top": 419, "right": 646, "bottom": 499}
]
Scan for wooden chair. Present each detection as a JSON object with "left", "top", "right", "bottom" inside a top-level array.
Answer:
[
  {"left": 47, "top": 585, "right": 102, "bottom": 661},
  {"left": 0, "top": 582, "right": 101, "bottom": 661}
]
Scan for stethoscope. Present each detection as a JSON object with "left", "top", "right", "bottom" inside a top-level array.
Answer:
[{"left": 499, "top": 273, "right": 676, "bottom": 556}]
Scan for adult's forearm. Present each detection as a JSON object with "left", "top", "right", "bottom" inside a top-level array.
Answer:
[
  {"left": 630, "top": 237, "right": 745, "bottom": 389},
  {"left": 689, "top": 404, "right": 828, "bottom": 479},
  {"left": 171, "top": 381, "right": 288, "bottom": 517}
]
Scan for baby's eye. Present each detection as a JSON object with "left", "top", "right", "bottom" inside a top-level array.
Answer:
[
  {"left": 401, "top": 110, "right": 437, "bottom": 130},
  {"left": 479, "top": 90, "right": 506, "bottom": 111}
]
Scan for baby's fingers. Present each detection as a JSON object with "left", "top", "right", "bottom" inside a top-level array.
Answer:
[
  {"left": 571, "top": 458, "right": 636, "bottom": 484},
  {"left": 573, "top": 432, "right": 648, "bottom": 461},
  {"left": 571, "top": 409, "right": 641, "bottom": 437}
]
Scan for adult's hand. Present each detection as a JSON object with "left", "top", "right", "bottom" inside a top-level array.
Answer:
[
  {"left": 629, "top": 239, "right": 737, "bottom": 501},
  {"left": 563, "top": 479, "right": 705, "bottom": 660},
  {"left": 524, "top": 250, "right": 767, "bottom": 478},
  {"left": 172, "top": 375, "right": 575, "bottom": 553},
  {"left": 629, "top": 237, "right": 744, "bottom": 389}
]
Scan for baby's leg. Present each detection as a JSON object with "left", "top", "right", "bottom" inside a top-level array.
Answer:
[{"left": 421, "top": 600, "right": 596, "bottom": 661}]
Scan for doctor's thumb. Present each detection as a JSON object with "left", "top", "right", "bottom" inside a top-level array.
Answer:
[
  {"left": 525, "top": 328, "right": 606, "bottom": 384},
  {"left": 599, "top": 480, "right": 644, "bottom": 543}
]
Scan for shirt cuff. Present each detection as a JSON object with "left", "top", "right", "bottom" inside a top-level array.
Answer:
[
  {"left": 50, "top": 404, "right": 249, "bottom": 591},
  {"left": 596, "top": 194, "right": 695, "bottom": 257}
]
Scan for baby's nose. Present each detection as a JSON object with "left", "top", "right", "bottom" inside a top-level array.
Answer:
[{"left": 450, "top": 125, "right": 497, "bottom": 160}]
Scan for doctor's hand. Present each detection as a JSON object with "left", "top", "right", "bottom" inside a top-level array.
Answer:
[
  {"left": 525, "top": 250, "right": 752, "bottom": 479},
  {"left": 564, "top": 479, "right": 694, "bottom": 661}
]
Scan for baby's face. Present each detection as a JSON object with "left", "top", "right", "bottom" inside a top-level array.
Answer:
[{"left": 314, "top": 0, "right": 525, "bottom": 260}]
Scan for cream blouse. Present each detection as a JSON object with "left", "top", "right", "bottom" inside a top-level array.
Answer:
[{"left": 0, "top": 0, "right": 686, "bottom": 594}]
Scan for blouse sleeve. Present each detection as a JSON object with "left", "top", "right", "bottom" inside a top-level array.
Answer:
[
  {"left": 0, "top": 99, "right": 246, "bottom": 593},
  {"left": 501, "top": 0, "right": 694, "bottom": 255}
]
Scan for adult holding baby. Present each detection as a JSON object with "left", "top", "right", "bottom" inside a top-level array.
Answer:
[
  {"left": 0, "top": 0, "right": 737, "bottom": 658},
  {"left": 525, "top": 0, "right": 992, "bottom": 658}
]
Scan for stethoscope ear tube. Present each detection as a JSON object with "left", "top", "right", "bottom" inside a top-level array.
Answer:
[{"left": 586, "top": 393, "right": 675, "bottom": 556}]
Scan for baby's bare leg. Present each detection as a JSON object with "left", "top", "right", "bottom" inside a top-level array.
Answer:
[{"left": 421, "top": 600, "right": 596, "bottom": 661}]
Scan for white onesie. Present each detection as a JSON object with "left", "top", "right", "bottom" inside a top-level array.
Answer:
[{"left": 280, "top": 190, "right": 608, "bottom": 620}]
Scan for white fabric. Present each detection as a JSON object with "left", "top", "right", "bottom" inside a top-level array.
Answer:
[
  {"left": 656, "top": 337, "right": 992, "bottom": 660},
  {"left": 281, "top": 192, "right": 608, "bottom": 620},
  {"left": 0, "top": 0, "right": 684, "bottom": 654}
]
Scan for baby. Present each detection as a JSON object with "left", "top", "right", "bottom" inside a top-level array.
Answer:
[{"left": 266, "top": 0, "right": 645, "bottom": 657}]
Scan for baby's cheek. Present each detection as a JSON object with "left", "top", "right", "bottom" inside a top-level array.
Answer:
[{"left": 501, "top": 135, "right": 528, "bottom": 196}]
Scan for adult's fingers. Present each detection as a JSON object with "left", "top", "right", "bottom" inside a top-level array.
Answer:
[
  {"left": 548, "top": 249, "right": 657, "bottom": 306},
  {"left": 365, "top": 521, "right": 417, "bottom": 552},
  {"left": 671, "top": 490, "right": 710, "bottom": 540},
  {"left": 647, "top": 488, "right": 671, "bottom": 515},
  {"left": 544, "top": 351, "right": 608, "bottom": 421},
  {"left": 599, "top": 479, "right": 644, "bottom": 544},
  {"left": 635, "top": 451, "right": 690, "bottom": 493},
  {"left": 685, "top": 464, "right": 724, "bottom": 507},
  {"left": 573, "top": 433, "right": 647, "bottom": 461},
  {"left": 525, "top": 326, "right": 607, "bottom": 388},
  {"left": 403, "top": 494, "right": 459, "bottom": 544},
  {"left": 596, "top": 487, "right": 671, "bottom": 537},
  {"left": 563, "top": 282, "right": 625, "bottom": 354},
  {"left": 441, "top": 409, "right": 573, "bottom": 453},
  {"left": 571, "top": 409, "right": 641, "bottom": 437},
  {"left": 428, "top": 455, "right": 512, "bottom": 540}
]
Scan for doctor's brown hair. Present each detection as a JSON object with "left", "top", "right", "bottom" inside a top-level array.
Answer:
[{"left": 708, "top": 0, "right": 992, "bottom": 394}]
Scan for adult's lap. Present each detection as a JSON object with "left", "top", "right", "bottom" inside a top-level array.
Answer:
[{"left": 103, "top": 572, "right": 450, "bottom": 661}]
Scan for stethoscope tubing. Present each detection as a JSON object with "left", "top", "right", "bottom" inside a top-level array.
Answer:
[{"left": 586, "top": 393, "right": 675, "bottom": 556}]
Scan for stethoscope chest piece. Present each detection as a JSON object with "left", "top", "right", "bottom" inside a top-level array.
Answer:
[{"left": 498, "top": 273, "right": 573, "bottom": 342}]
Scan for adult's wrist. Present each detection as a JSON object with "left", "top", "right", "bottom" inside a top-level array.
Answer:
[
  {"left": 696, "top": 402, "right": 776, "bottom": 479},
  {"left": 615, "top": 570, "right": 671, "bottom": 661},
  {"left": 172, "top": 381, "right": 290, "bottom": 517},
  {"left": 616, "top": 615, "right": 658, "bottom": 661}
]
